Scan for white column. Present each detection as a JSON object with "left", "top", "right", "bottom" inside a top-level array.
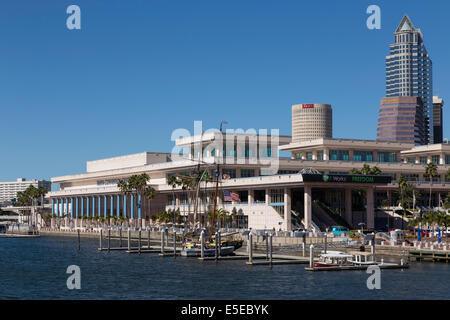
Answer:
[
  {"left": 248, "top": 189, "right": 254, "bottom": 205},
  {"left": 439, "top": 154, "right": 445, "bottom": 165},
  {"left": 345, "top": 188, "right": 352, "bottom": 227},
  {"left": 304, "top": 185, "right": 312, "bottom": 231},
  {"left": 323, "top": 149, "right": 329, "bottom": 160},
  {"left": 366, "top": 186, "right": 375, "bottom": 230},
  {"left": 284, "top": 188, "right": 291, "bottom": 231},
  {"left": 265, "top": 188, "right": 270, "bottom": 206}
]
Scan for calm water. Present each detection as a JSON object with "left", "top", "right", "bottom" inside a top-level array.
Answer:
[{"left": 0, "top": 236, "right": 448, "bottom": 300}]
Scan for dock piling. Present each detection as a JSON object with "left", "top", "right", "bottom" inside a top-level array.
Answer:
[
  {"left": 127, "top": 228, "right": 131, "bottom": 251},
  {"left": 215, "top": 232, "right": 219, "bottom": 261},
  {"left": 147, "top": 228, "right": 151, "bottom": 249},
  {"left": 119, "top": 228, "right": 122, "bottom": 248},
  {"left": 200, "top": 230, "right": 205, "bottom": 259},
  {"left": 138, "top": 230, "right": 142, "bottom": 255},
  {"left": 309, "top": 244, "right": 314, "bottom": 268},
  {"left": 324, "top": 233, "right": 327, "bottom": 254},
  {"left": 218, "top": 231, "right": 221, "bottom": 257},
  {"left": 99, "top": 228, "right": 103, "bottom": 250},
  {"left": 265, "top": 232, "right": 269, "bottom": 261},
  {"left": 269, "top": 233, "right": 273, "bottom": 268},
  {"left": 161, "top": 229, "right": 165, "bottom": 253},
  {"left": 173, "top": 231, "right": 176, "bottom": 258},
  {"left": 77, "top": 229, "right": 80, "bottom": 251},
  {"left": 248, "top": 232, "right": 253, "bottom": 264},
  {"left": 108, "top": 228, "right": 111, "bottom": 252}
]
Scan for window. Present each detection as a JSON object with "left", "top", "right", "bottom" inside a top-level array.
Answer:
[
  {"left": 353, "top": 151, "right": 373, "bottom": 162},
  {"left": 295, "top": 152, "right": 302, "bottom": 159},
  {"left": 270, "top": 189, "right": 284, "bottom": 204},
  {"left": 306, "top": 152, "right": 313, "bottom": 160},
  {"left": 377, "top": 152, "right": 397, "bottom": 163},
  {"left": 222, "top": 169, "right": 236, "bottom": 179},
  {"left": 420, "top": 156, "right": 427, "bottom": 164},
  {"left": 240, "top": 169, "right": 255, "bottom": 178},
  {"left": 446, "top": 155, "right": 450, "bottom": 165},
  {"left": 329, "top": 150, "right": 349, "bottom": 161},
  {"left": 407, "top": 157, "right": 416, "bottom": 164},
  {"left": 432, "top": 155, "right": 440, "bottom": 164},
  {"left": 317, "top": 150, "right": 324, "bottom": 160}
]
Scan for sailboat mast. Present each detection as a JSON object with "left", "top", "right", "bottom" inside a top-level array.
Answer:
[{"left": 210, "top": 163, "right": 219, "bottom": 238}]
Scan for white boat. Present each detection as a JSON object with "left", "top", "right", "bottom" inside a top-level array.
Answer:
[
  {"left": 180, "top": 244, "right": 235, "bottom": 257},
  {"left": 347, "top": 251, "right": 378, "bottom": 266},
  {"left": 314, "top": 251, "right": 354, "bottom": 268}
]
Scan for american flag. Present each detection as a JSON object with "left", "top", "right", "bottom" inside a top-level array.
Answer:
[{"left": 224, "top": 190, "right": 240, "bottom": 202}]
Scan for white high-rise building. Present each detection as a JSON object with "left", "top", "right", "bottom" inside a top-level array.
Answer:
[
  {"left": 0, "top": 178, "right": 51, "bottom": 205},
  {"left": 292, "top": 103, "right": 332, "bottom": 142}
]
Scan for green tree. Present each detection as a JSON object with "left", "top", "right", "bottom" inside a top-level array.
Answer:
[
  {"left": 425, "top": 162, "right": 438, "bottom": 208},
  {"left": 118, "top": 174, "right": 156, "bottom": 227}
]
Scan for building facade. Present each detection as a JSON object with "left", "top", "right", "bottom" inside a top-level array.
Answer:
[
  {"left": 433, "top": 96, "right": 444, "bottom": 144},
  {"left": 385, "top": 15, "right": 433, "bottom": 144},
  {"left": 292, "top": 104, "right": 332, "bottom": 142},
  {"left": 0, "top": 178, "right": 51, "bottom": 205},
  {"left": 376, "top": 96, "right": 426, "bottom": 144},
  {"left": 47, "top": 133, "right": 450, "bottom": 232}
]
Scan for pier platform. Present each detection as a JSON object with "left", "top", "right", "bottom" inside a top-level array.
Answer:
[
  {"left": 409, "top": 249, "right": 449, "bottom": 262},
  {"left": 305, "top": 263, "right": 409, "bottom": 272}
]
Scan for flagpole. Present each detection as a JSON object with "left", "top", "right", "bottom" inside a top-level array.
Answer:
[{"left": 210, "top": 120, "right": 227, "bottom": 240}]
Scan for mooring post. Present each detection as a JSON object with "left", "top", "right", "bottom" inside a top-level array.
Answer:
[
  {"left": 215, "top": 232, "right": 219, "bottom": 261},
  {"left": 138, "top": 230, "right": 141, "bottom": 255},
  {"left": 173, "top": 230, "right": 177, "bottom": 258},
  {"left": 265, "top": 232, "right": 269, "bottom": 261},
  {"left": 324, "top": 232, "right": 327, "bottom": 254},
  {"left": 165, "top": 228, "right": 169, "bottom": 247},
  {"left": 99, "top": 228, "right": 103, "bottom": 250},
  {"left": 309, "top": 244, "right": 314, "bottom": 268},
  {"left": 119, "top": 228, "right": 122, "bottom": 248},
  {"left": 107, "top": 228, "right": 111, "bottom": 252},
  {"left": 371, "top": 240, "right": 375, "bottom": 262},
  {"left": 182, "top": 230, "right": 185, "bottom": 245},
  {"left": 200, "top": 230, "right": 205, "bottom": 259},
  {"left": 302, "top": 234, "right": 306, "bottom": 257},
  {"left": 147, "top": 228, "right": 151, "bottom": 249},
  {"left": 127, "top": 228, "right": 131, "bottom": 251},
  {"left": 77, "top": 229, "right": 80, "bottom": 251},
  {"left": 248, "top": 231, "right": 253, "bottom": 264},
  {"left": 161, "top": 228, "right": 165, "bottom": 253},
  {"left": 269, "top": 232, "right": 273, "bottom": 268},
  {"left": 218, "top": 231, "right": 221, "bottom": 257}
]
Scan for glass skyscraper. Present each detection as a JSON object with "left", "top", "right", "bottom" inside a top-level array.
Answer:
[{"left": 385, "top": 15, "right": 433, "bottom": 144}]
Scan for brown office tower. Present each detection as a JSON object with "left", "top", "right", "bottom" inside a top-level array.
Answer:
[
  {"left": 433, "top": 96, "right": 444, "bottom": 144},
  {"left": 376, "top": 96, "right": 426, "bottom": 145}
]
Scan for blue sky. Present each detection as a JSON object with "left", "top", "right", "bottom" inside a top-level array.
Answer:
[{"left": 0, "top": 0, "right": 449, "bottom": 183}]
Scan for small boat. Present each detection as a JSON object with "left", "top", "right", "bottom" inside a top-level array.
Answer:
[
  {"left": 347, "top": 251, "right": 378, "bottom": 266},
  {"left": 180, "top": 244, "right": 235, "bottom": 257},
  {"left": 313, "top": 251, "right": 354, "bottom": 268}
]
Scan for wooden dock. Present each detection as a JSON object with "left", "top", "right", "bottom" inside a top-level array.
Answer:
[
  {"left": 409, "top": 249, "right": 449, "bottom": 262},
  {"left": 305, "top": 263, "right": 409, "bottom": 272}
]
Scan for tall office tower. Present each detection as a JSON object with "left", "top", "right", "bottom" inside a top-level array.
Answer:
[
  {"left": 291, "top": 103, "right": 332, "bottom": 141},
  {"left": 385, "top": 15, "right": 433, "bottom": 144},
  {"left": 377, "top": 97, "right": 426, "bottom": 145},
  {"left": 432, "top": 96, "right": 444, "bottom": 144}
]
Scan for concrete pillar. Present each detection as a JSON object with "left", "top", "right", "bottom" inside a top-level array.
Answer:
[
  {"left": 51, "top": 199, "right": 55, "bottom": 215},
  {"left": 131, "top": 194, "right": 134, "bottom": 219},
  {"left": 81, "top": 197, "right": 84, "bottom": 217},
  {"left": 439, "top": 153, "right": 445, "bottom": 165},
  {"left": 248, "top": 189, "right": 254, "bottom": 205},
  {"left": 98, "top": 196, "right": 101, "bottom": 218},
  {"left": 345, "top": 188, "right": 352, "bottom": 227},
  {"left": 71, "top": 198, "right": 74, "bottom": 219},
  {"left": 304, "top": 185, "right": 312, "bottom": 231},
  {"left": 93, "top": 197, "right": 96, "bottom": 217},
  {"left": 86, "top": 197, "right": 90, "bottom": 217},
  {"left": 265, "top": 188, "right": 270, "bottom": 205},
  {"left": 284, "top": 188, "right": 291, "bottom": 231},
  {"left": 366, "top": 186, "right": 375, "bottom": 230},
  {"left": 323, "top": 149, "right": 329, "bottom": 160}
]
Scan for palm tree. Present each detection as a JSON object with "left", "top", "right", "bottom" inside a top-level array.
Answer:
[
  {"left": 167, "top": 175, "right": 181, "bottom": 223},
  {"left": 425, "top": 162, "right": 438, "bottom": 208},
  {"left": 118, "top": 174, "right": 156, "bottom": 228}
]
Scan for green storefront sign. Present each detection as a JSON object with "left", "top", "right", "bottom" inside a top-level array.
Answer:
[{"left": 303, "top": 174, "right": 391, "bottom": 184}]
